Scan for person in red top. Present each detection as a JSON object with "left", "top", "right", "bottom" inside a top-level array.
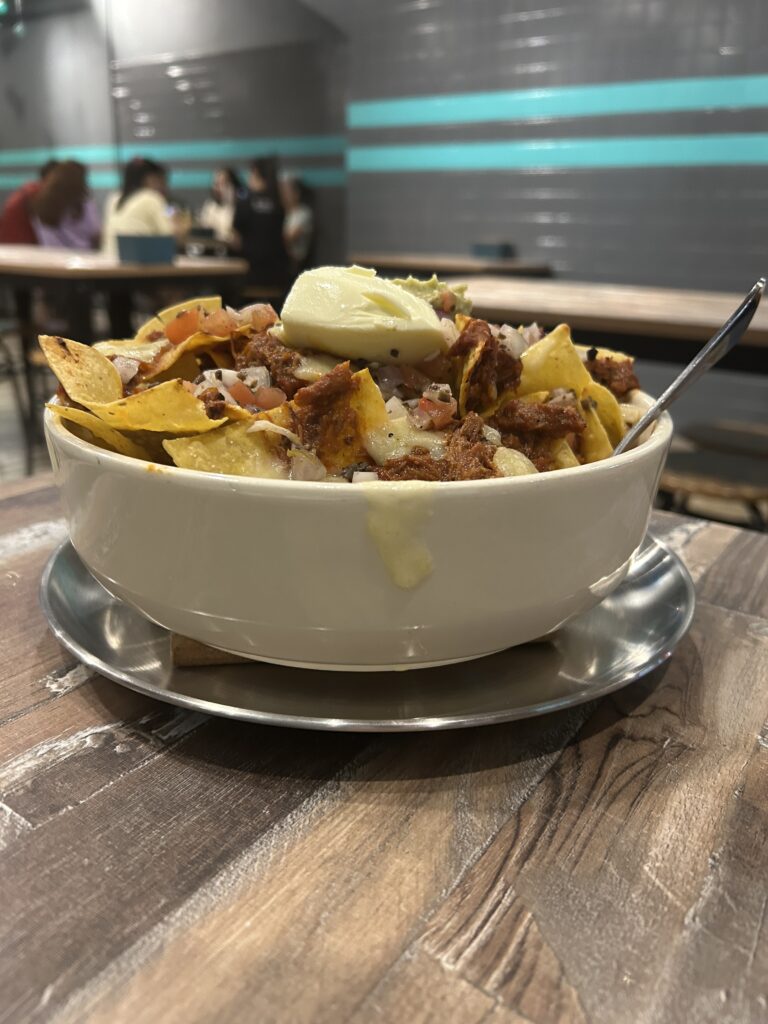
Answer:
[{"left": 0, "top": 160, "right": 58, "bottom": 244}]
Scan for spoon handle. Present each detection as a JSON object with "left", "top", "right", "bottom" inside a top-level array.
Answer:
[{"left": 614, "top": 277, "right": 765, "bottom": 456}]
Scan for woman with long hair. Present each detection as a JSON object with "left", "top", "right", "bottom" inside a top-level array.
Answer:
[
  {"left": 102, "top": 157, "right": 173, "bottom": 255},
  {"left": 198, "top": 167, "right": 244, "bottom": 244}
]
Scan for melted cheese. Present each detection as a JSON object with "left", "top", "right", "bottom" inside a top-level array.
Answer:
[{"left": 362, "top": 481, "right": 435, "bottom": 589}]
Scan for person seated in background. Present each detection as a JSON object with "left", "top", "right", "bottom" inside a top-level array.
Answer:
[
  {"left": 32, "top": 160, "right": 100, "bottom": 250},
  {"left": 280, "top": 175, "right": 315, "bottom": 277},
  {"left": 232, "top": 156, "right": 289, "bottom": 287},
  {"left": 0, "top": 159, "right": 59, "bottom": 244},
  {"left": 102, "top": 157, "right": 176, "bottom": 256},
  {"left": 198, "top": 167, "right": 244, "bottom": 245},
  {"left": 102, "top": 157, "right": 181, "bottom": 337}
]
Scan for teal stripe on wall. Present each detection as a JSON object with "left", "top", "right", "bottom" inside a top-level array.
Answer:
[
  {"left": 347, "top": 133, "right": 768, "bottom": 171},
  {"left": 0, "top": 167, "right": 346, "bottom": 192},
  {"left": 0, "top": 135, "right": 345, "bottom": 170},
  {"left": 348, "top": 75, "right": 768, "bottom": 128}
]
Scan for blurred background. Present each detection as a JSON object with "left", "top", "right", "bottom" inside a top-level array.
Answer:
[{"left": 0, "top": 0, "right": 765, "bottom": 525}]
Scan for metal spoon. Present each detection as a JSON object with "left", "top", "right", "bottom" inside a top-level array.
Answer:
[{"left": 614, "top": 277, "right": 765, "bottom": 455}]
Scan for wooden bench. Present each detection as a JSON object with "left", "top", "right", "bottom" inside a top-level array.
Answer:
[{"left": 659, "top": 449, "right": 768, "bottom": 530}]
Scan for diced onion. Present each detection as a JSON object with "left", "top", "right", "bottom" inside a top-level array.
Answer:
[
  {"left": 498, "top": 325, "right": 527, "bottom": 358},
  {"left": 247, "top": 421, "right": 302, "bottom": 446},
  {"left": 440, "top": 319, "right": 459, "bottom": 346},
  {"left": 112, "top": 356, "right": 140, "bottom": 385},
  {"left": 493, "top": 447, "right": 538, "bottom": 477},
  {"left": 522, "top": 323, "right": 544, "bottom": 346},
  {"left": 352, "top": 471, "right": 379, "bottom": 483},
  {"left": 289, "top": 450, "right": 327, "bottom": 481},
  {"left": 482, "top": 425, "right": 502, "bottom": 446},
  {"left": 620, "top": 403, "right": 643, "bottom": 426},
  {"left": 385, "top": 396, "right": 408, "bottom": 419},
  {"left": 239, "top": 366, "right": 271, "bottom": 390}
]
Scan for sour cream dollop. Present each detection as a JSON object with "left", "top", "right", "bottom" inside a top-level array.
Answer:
[{"left": 277, "top": 266, "right": 446, "bottom": 364}]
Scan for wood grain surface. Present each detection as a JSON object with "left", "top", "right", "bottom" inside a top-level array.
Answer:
[
  {"left": 0, "top": 244, "right": 248, "bottom": 280},
  {"left": 349, "top": 252, "right": 552, "bottom": 277},
  {"left": 0, "top": 477, "right": 766, "bottom": 1024},
  {"left": 455, "top": 277, "right": 768, "bottom": 346}
]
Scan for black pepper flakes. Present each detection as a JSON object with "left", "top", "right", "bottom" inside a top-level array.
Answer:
[
  {"left": 587, "top": 346, "right": 598, "bottom": 361},
  {"left": 390, "top": 348, "right": 400, "bottom": 358}
]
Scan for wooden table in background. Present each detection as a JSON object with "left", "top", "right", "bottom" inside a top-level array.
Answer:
[
  {"left": 350, "top": 251, "right": 552, "bottom": 278},
  {"left": 458, "top": 276, "right": 768, "bottom": 373},
  {"left": 1, "top": 476, "right": 767, "bottom": 1024},
  {"left": 0, "top": 245, "right": 250, "bottom": 474}
]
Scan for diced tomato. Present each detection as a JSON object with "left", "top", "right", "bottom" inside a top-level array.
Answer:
[
  {"left": 418, "top": 396, "right": 457, "bottom": 429},
  {"left": 201, "top": 308, "right": 238, "bottom": 338},
  {"left": 165, "top": 308, "right": 201, "bottom": 345},
  {"left": 252, "top": 386, "right": 287, "bottom": 410},
  {"left": 248, "top": 304, "right": 278, "bottom": 331},
  {"left": 227, "top": 380, "right": 258, "bottom": 406}
]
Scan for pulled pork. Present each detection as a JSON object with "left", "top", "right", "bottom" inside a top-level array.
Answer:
[
  {"left": 449, "top": 319, "right": 521, "bottom": 412},
  {"left": 378, "top": 412, "right": 497, "bottom": 482},
  {"left": 233, "top": 331, "right": 303, "bottom": 397},
  {"left": 489, "top": 397, "right": 586, "bottom": 471},
  {"left": 584, "top": 348, "right": 639, "bottom": 398}
]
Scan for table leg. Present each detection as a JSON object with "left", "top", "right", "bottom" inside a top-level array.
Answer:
[{"left": 12, "top": 288, "right": 37, "bottom": 475}]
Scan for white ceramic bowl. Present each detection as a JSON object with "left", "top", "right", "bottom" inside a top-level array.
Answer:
[{"left": 45, "top": 398, "right": 671, "bottom": 671}]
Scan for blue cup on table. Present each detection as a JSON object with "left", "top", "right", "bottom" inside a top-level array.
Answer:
[{"left": 116, "top": 235, "right": 176, "bottom": 265}]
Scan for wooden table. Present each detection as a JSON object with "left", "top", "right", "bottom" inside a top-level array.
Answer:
[
  {"left": 0, "top": 245, "right": 249, "bottom": 283},
  {"left": 0, "top": 245, "right": 249, "bottom": 474},
  {"left": 350, "top": 251, "right": 552, "bottom": 278},
  {"left": 458, "top": 277, "right": 768, "bottom": 373},
  {"left": 1, "top": 475, "right": 767, "bottom": 1024}
]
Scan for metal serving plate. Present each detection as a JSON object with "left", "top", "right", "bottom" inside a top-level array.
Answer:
[{"left": 40, "top": 537, "right": 695, "bottom": 732}]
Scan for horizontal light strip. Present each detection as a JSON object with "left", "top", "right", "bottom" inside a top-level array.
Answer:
[
  {"left": 348, "top": 75, "right": 768, "bottom": 128},
  {"left": 348, "top": 134, "right": 768, "bottom": 171},
  {"left": 0, "top": 135, "right": 345, "bottom": 169}
]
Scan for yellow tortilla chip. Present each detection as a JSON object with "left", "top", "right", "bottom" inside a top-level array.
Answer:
[
  {"left": 579, "top": 394, "right": 613, "bottom": 462},
  {"left": 39, "top": 335, "right": 124, "bottom": 406},
  {"left": 520, "top": 325, "right": 625, "bottom": 446},
  {"left": 48, "top": 404, "right": 150, "bottom": 459},
  {"left": 163, "top": 421, "right": 287, "bottom": 478},
  {"left": 89, "top": 380, "right": 225, "bottom": 433},
  {"left": 258, "top": 366, "right": 387, "bottom": 474},
  {"left": 150, "top": 349, "right": 201, "bottom": 384},
  {"left": 94, "top": 337, "right": 170, "bottom": 364},
  {"left": 203, "top": 347, "right": 235, "bottom": 370},
  {"left": 134, "top": 296, "right": 222, "bottom": 346},
  {"left": 144, "top": 330, "right": 233, "bottom": 380},
  {"left": 550, "top": 438, "right": 580, "bottom": 469},
  {"left": 457, "top": 340, "right": 485, "bottom": 417},
  {"left": 574, "top": 343, "right": 632, "bottom": 361}
]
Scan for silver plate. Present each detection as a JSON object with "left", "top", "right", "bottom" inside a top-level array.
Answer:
[{"left": 39, "top": 537, "right": 695, "bottom": 732}]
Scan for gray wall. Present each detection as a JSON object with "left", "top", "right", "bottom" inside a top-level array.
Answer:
[
  {"left": 310, "top": 0, "right": 768, "bottom": 291},
  {"left": 0, "top": 7, "right": 112, "bottom": 152},
  {"left": 0, "top": 0, "right": 346, "bottom": 263}
]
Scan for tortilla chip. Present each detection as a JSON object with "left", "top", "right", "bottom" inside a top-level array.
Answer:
[
  {"left": 94, "top": 337, "right": 170, "bottom": 365},
  {"left": 134, "top": 315, "right": 166, "bottom": 344},
  {"left": 574, "top": 343, "right": 631, "bottom": 361},
  {"left": 144, "top": 330, "right": 233, "bottom": 380},
  {"left": 163, "top": 420, "right": 288, "bottom": 478},
  {"left": 579, "top": 394, "right": 613, "bottom": 462},
  {"left": 202, "top": 347, "right": 235, "bottom": 370},
  {"left": 39, "top": 335, "right": 124, "bottom": 406},
  {"left": 89, "top": 380, "right": 225, "bottom": 433},
  {"left": 150, "top": 349, "right": 201, "bottom": 384},
  {"left": 156, "top": 296, "right": 221, "bottom": 324},
  {"left": 258, "top": 365, "right": 387, "bottom": 474},
  {"left": 520, "top": 326, "right": 625, "bottom": 446},
  {"left": 550, "top": 438, "right": 581, "bottom": 469},
  {"left": 493, "top": 447, "right": 538, "bottom": 477},
  {"left": 48, "top": 404, "right": 150, "bottom": 459},
  {"left": 457, "top": 339, "right": 486, "bottom": 418}
]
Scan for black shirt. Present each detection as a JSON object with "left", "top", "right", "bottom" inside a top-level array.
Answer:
[{"left": 233, "top": 188, "right": 289, "bottom": 285}]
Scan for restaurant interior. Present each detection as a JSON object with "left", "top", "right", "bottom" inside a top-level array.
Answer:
[
  {"left": 3, "top": 4, "right": 768, "bottom": 1022},
  {"left": 0, "top": 0, "right": 765, "bottom": 526}
]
